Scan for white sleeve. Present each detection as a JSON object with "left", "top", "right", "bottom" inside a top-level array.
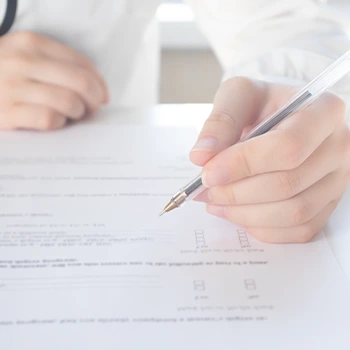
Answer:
[{"left": 186, "top": 0, "right": 350, "bottom": 123}]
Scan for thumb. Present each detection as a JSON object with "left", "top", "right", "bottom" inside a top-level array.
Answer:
[{"left": 189, "top": 77, "right": 266, "bottom": 166}]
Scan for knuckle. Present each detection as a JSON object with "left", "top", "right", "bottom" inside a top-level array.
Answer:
[
  {"left": 292, "top": 199, "right": 311, "bottom": 225},
  {"left": 277, "top": 132, "right": 305, "bottom": 169},
  {"left": 224, "top": 185, "right": 236, "bottom": 205},
  {"left": 236, "top": 146, "right": 253, "bottom": 177},
  {"left": 222, "top": 76, "right": 255, "bottom": 92},
  {"left": 16, "top": 32, "right": 41, "bottom": 48},
  {"left": 276, "top": 170, "right": 300, "bottom": 198},
  {"left": 208, "top": 110, "right": 238, "bottom": 128}
]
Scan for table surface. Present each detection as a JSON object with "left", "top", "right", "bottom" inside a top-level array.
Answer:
[{"left": 87, "top": 104, "right": 350, "bottom": 281}]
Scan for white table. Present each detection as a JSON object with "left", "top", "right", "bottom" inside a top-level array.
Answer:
[{"left": 90, "top": 103, "right": 350, "bottom": 281}]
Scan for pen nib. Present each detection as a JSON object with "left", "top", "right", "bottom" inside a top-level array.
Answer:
[{"left": 158, "top": 199, "right": 179, "bottom": 217}]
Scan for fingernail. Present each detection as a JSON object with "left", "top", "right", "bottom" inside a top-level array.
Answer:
[
  {"left": 202, "top": 165, "right": 230, "bottom": 187},
  {"left": 206, "top": 205, "right": 226, "bottom": 218},
  {"left": 194, "top": 189, "right": 212, "bottom": 203},
  {"left": 191, "top": 136, "right": 218, "bottom": 152}
]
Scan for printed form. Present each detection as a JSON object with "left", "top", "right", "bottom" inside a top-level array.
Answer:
[{"left": 0, "top": 122, "right": 349, "bottom": 349}]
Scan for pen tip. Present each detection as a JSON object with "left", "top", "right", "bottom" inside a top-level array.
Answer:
[{"left": 159, "top": 209, "right": 166, "bottom": 217}]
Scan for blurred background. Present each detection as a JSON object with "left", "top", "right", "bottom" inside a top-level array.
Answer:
[{"left": 158, "top": 0, "right": 222, "bottom": 103}]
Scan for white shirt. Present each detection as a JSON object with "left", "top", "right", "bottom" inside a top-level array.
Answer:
[{"left": 1, "top": 0, "right": 350, "bottom": 120}]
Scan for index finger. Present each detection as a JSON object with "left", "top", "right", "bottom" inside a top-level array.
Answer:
[
  {"left": 189, "top": 77, "right": 266, "bottom": 166},
  {"left": 201, "top": 92, "right": 345, "bottom": 187}
]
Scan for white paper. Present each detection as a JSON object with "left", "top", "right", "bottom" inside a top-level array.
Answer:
[{"left": 0, "top": 123, "right": 349, "bottom": 350}]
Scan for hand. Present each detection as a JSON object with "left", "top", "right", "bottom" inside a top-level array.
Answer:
[
  {"left": 0, "top": 31, "right": 108, "bottom": 130},
  {"left": 190, "top": 77, "right": 350, "bottom": 243}
]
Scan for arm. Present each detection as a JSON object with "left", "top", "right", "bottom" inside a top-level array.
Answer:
[
  {"left": 187, "top": 0, "right": 350, "bottom": 122},
  {"left": 186, "top": 0, "right": 350, "bottom": 243}
]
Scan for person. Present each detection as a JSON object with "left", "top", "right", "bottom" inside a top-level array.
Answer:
[{"left": 0, "top": 0, "right": 349, "bottom": 243}]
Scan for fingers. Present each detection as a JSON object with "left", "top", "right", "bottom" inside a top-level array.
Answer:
[
  {"left": 197, "top": 131, "right": 343, "bottom": 205},
  {"left": 190, "top": 77, "right": 267, "bottom": 166},
  {"left": 201, "top": 92, "right": 345, "bottom": 187},
  {"left": 26, "top": 58, "right": 106, "bottom": 113},
  {"left": 244, "top": 199, "right": 340, "bottom": 244},
  {"left": 37, "top": 37, "right": 109, "bottom": 103},
  {"left": 7, "top": 32, "right": 109, "bottom": 103},
  {"left": 0, "top": 31, "right": 108, "bottom": 131},
  {"left": 15, "top": 80, "right": 86, "bottom": 119},
  {"left": 190, "top": 77, "right": 348, "bottom": 244},
  {"left": 2, "top": 104, "right": 67, "bottom": 131},
  {"left": 205, "top": 171, "right": 346, "bottom": 228}
]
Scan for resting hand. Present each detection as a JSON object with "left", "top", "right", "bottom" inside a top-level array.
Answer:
[
  {"left": 190, "top": 77, "right": 350, "bottom": 243},
  {"left": 0, "top": 31, "right": 108, "bottom": 130}
]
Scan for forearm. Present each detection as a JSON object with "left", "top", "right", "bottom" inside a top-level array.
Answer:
[{"left": 187, "top": 0, "right": 350, "bottom": 123}]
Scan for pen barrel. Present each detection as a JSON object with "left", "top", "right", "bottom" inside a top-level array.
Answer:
[
  {"left": 241, "top": 91, "right": 312, "bottom": 141},
  {"left": 182, "top": 174, "right": 204, "bottom": 201},
  {"left": 307, "top": 50, "right": 350, "bottom": 97},
  {"left": 242, "top": 49, "right": 350, "bottom": 142},
  {"left": 169, "top": 50, "right": 350, "bottom": 211}
]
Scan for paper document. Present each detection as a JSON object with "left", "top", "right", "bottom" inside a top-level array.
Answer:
[{"left": 0, "top": 121, "right": 349, "bottom": 349}]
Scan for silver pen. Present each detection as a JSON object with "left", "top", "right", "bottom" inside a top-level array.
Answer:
[{"left": 159, "top": 50, "right": 350, "bottom": 216}]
